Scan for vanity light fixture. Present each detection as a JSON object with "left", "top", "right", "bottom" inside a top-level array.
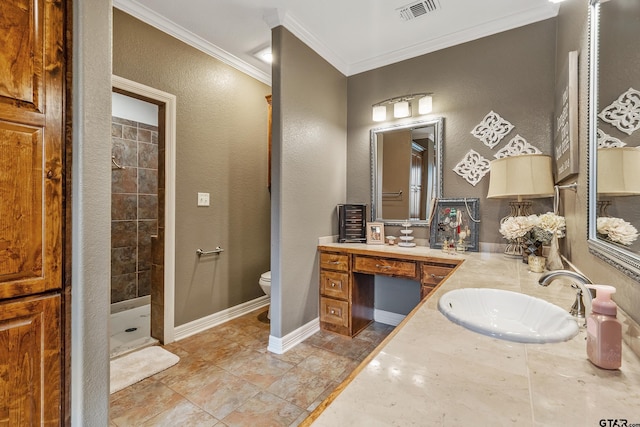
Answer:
[
  {"left": 372, "top": 93, "right": 433, "bottom": 122},
  {"left": 372, "top": 105, "right": 387, "bottom": 122},
  {"left": 394, "top": 100, "right": 411, "bottom": 118},
  {"left": 419, "top": 95, "right": 433, "bottom": 114}
]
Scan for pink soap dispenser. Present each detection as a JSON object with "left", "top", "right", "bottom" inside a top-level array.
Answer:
[{"left": 586, "top": 285, "right": 622, "bottom": 370}]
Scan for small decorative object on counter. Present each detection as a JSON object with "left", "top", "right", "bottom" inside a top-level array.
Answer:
[
  {"left": 366, "top": 222, "right": 385, "bottom": 245},
  {"left": 398, "top": 221, "right": 416, "bottom": 247},
  {"left": 528, "top": 255, "right": 546, "bottom": 273},
  {"left": 386, "top": 236, "right": 396, "bottom": 245},
  {"left": 546, "top": 233, "right": 564, "bottom": 270},
  {"left": 585, "top": 285, "right": 622, "bottom": 370}
]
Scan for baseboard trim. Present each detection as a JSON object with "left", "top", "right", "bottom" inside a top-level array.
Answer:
[
  {"left": 174, "top": 296, "right": 270, "bottom": 341},
  {"left": 268, "top": 317, "right": 320, "bottom": 354},
  {"left": 374, "top": 309, "right": 406, "bottom": 327}
]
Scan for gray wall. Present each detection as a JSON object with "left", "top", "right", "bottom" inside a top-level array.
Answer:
[
  {"left": 271, "top": 27, "right": 348, "bottom": 337},
  {"left": 556, "top": 0, "right": 640, "bottom": 325},
  {"left": 346, "top": 19, "right": 557, "bottom": 243},
  {"left": 113, "top": 9, "right": 272, "bottom": 326},
  {"left": 72, "top": 0, "right": 112, "bottom": 423}
]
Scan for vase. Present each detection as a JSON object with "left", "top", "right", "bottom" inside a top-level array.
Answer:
[{"left": 546, "top": 234, "right": 563, "bottom": 270}]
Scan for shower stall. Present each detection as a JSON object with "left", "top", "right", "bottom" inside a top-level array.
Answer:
[{"left": 110, "top": 92, "right": 160, "bottom": 358}]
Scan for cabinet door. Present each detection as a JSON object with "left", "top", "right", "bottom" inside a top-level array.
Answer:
[
  {"left": 0, "top": 294, "right": 62, "bottom": 426},
  {"left": 0, "top": 0, "right": 64, "bottom": 299}
]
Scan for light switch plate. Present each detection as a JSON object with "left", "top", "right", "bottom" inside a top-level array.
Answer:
[{"left": 197, "top": 192, "right": 210, "bottom": 207}]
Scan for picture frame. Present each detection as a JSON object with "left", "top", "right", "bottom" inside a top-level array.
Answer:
[
  {"left": 429, "top": 198, "right": 480, "bottom": 252},
  {"left": 366, "top": 222, "right": 385, "bottom": 245},
  {"left": 553, "top": 50, "right": 579, "bottom": 183}
]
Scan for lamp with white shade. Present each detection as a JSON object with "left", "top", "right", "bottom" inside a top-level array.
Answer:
[
  {"left": 487, "top": 154, "right": 555, "bottom": 256},
  {"left": 597, "top": 147, "right": 640, "bottom": 215}
]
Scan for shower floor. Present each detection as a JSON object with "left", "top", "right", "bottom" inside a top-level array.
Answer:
[{"left": 110, "top": 304, "right": 158, "bottom": 359}]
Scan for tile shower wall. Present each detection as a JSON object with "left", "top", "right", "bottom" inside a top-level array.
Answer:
[{"left": 111, "top": 116, "right": 158, "bottom": 303}]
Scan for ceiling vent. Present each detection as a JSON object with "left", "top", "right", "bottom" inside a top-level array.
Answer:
[{"left": 397, "top": 0, "right": 441, "bottom": 21}]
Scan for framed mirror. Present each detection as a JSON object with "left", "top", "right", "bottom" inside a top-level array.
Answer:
[
  {"left": 588, "top": 0, "right": 640, "bottom": 280},
  {"left": 370, "top": 118, "right": 443, "bottom": 226}
]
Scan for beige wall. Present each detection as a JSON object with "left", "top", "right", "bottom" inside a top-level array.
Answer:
[
  {"left": 271, "top": 27, "right": 348, "bottom": 337},
  {"left": 113, "top": 9, "right": 272, "bottom": 326},
  {"left": 556, "top": 0, "right": 640, "bottom": 325},
  {"left": 346, "top": 19, "right": 557, "bottom": 242}
]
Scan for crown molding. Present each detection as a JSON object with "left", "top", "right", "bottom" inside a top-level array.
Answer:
[
  {"left": 347, "top": 4, "right": 559, "bottom": 76},
  {"left": 113, "top": 1, "right": 558, "bottom": 80},
  {"left": 263, "top": 8, "right": 350, "bottom": 76},
  {"left": 113, "top": 0, "right": 271, "bottom": 86}
]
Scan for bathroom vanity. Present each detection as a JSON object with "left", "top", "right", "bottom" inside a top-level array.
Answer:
[
  {"left": 318, "top": 243, "right": 461, "bottom": 337},
  {"left": 305, "top": 250, "right": 640, "bottom": 426}
]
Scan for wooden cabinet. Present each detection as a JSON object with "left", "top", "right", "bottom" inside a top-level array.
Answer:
[
  {"left": 319, "top": 247, "right": 461, "bottom": 337},
  {"left": 319, "top": 252, "right": 374, "bottom": 337},
  {"left": 0, "top": 294, "right": 62, "bottom": 425},
  {"left": 420, "top": 260, "right": 459, "bottom": 300},
  {"left": 0, "top": 0, "right": 68, "bottom": 423},
  {"left": 353, "top": 255, "right": 417, "bottom": 278}
]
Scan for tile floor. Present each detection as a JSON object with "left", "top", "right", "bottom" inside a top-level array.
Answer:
[{"left": 109, "top": 308, "right": 394, "bottom": 426}]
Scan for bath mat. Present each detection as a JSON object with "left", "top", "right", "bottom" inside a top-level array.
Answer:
[{"left": 110, "top": 346, "right": 179, "bottom": 394}]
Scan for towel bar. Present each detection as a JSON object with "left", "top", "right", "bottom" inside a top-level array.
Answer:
[{"left": 196, "top": 247, "right": 224, "bottom": 256}]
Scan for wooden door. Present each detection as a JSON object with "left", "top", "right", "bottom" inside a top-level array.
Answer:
[{"left": 0, "top": 0, "right": 67, "bottom": 424}]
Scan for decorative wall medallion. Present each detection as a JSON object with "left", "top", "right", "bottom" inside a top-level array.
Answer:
[
  {"left": 597, "top": 129, "right": 627, "bottom": 148},
  {"left": 453, "top": 149, "right": 490, "bottom": 186},
  {"left": 470, "top": 111, "right": 515, "bottom": 149},
  {"left": 598, "top": 87, "right": 640, "bottom": 135},
  {"left": 493, "top": 134, "right": 542, "bottom": 159}
]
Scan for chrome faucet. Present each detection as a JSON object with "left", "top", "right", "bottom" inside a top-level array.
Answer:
[{"left": 538, "top": 270, "right": 594, "bottom": 322}]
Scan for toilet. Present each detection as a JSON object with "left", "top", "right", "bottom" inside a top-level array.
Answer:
[{"left": 259, "top": 271, "right": 271, "bottom": 319}]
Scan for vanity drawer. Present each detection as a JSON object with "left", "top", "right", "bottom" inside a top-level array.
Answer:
[
  {"left": 353, "top": 256, "right": 417, "bottom": 278},
  {"left": 320, "top": 252, "right": 349, "bottom": 272},
  {"left": 421, "top": 264, "right": 456, "bottom": 286},
  {"left": 421, "top": 284, "right": 437, "bottom": 300},
  {"left": 320, "top": 297, "right": 349, "bottom": 328},
  {"left": 320, "top": 271, "right": 350, "bottom": 299}
]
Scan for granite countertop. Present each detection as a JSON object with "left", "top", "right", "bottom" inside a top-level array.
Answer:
[{"left": 307, "top": 247, "right": 640, "bottom": 426}]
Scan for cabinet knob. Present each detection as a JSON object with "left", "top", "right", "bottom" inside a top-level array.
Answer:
[
  {"left": 331, "top": 282, "right": 336, "bottom": 287},
  {"left": 330, "top": 310, "right": 336, "bottom": 315}
]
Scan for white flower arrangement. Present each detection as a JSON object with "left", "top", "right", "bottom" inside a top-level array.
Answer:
[
  {"left": 499, "top": 215, "right": 537, "bottom": 240},
  {"left": 499, "top": 212, "right": 566, "bottom": 245},
  {"left": 537, "top": 212, "right": 567, "bottom": 239},
  {"left": 597, "top": 217, "right": 639, "bottom": 246}
]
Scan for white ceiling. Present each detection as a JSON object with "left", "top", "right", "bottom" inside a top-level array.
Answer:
[{"left": 113, "top": 0, "right": 560, "bottom": 85}]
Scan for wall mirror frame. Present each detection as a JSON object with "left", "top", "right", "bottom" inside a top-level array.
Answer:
[
  {"left": 370, "top": 117, "right": 444, "bottom": 226},
  {"left": 587, "top": 0, "right": 640, "bottom": 281}
]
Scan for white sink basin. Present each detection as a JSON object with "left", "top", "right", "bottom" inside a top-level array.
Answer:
[{"left": 438, "top": 288, "right": 579, "bottom": 344}]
